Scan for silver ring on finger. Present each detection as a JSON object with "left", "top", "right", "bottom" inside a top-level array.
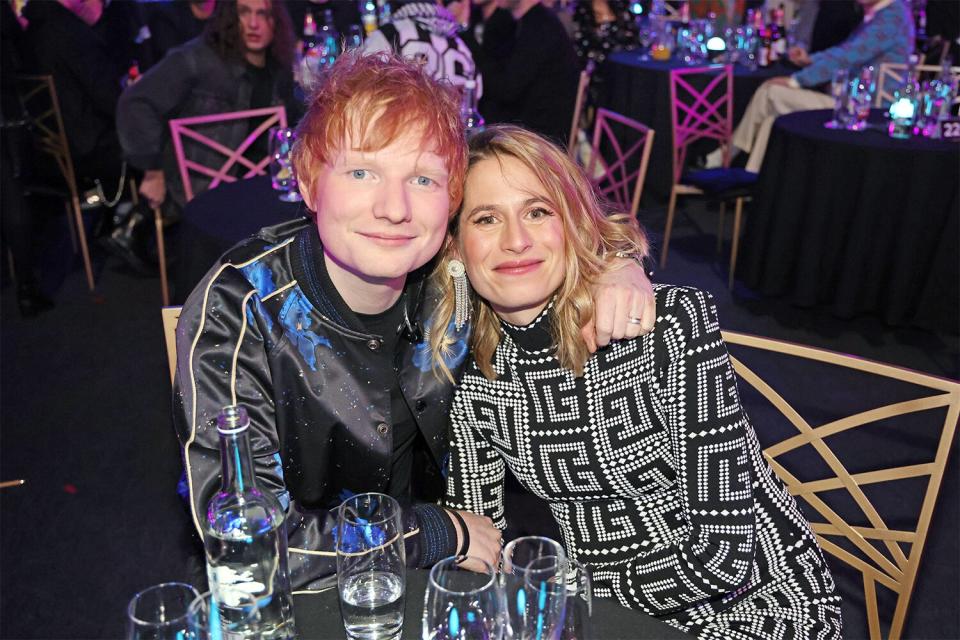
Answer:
[{"left": 627, "top": 316, "right": 644, "bottom": 325}]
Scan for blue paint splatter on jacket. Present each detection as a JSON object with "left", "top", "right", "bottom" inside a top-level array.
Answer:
[{"left": 279, "top": 288, "right": 332, "bottom": 371}]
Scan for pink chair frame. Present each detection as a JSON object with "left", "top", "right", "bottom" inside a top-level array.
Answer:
[
  {"left": 168, "top": 106, "right": 288, "bottom": 203},
  {"left": 668, "top": 64, "right": 734, "bottom": 184},
  {"left": 586, "top": 108, "right": 655, "bottom": 219}
]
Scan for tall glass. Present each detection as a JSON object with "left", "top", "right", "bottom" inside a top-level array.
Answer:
[
  {"left": 521, "top": 555, "right": 568, "bottom": 640},
  {"left": 501, "top": 537, "right": 567, "bottom": 640},
  {"left": 127, "top": 582, "right": 200, "bottom": 640},
  {"left": 186, "top": 590, "right": 261, "bottom": 639},
  {"left": 847, "top": 66, "right": 875, "bottom": 131},
  {"left": 824, "top": 68, "right": 850, "bottom": 129},
  {"left": 268, "top": 127, "right": 302, "bottom": 202},
  {"left": 422, "top": 557, "right": 505, "bottom": 640},
  {"left": 337, "top": 493, "right": 406, "bottom": 640}
]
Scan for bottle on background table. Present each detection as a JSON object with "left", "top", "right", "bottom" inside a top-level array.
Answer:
[{"left": 888, "top": 54, "right": 920, "bottom": 138}]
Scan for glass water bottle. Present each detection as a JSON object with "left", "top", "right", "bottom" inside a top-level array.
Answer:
[
  {"left": 460, "top": 80, "right": 485, "bottom": 134},
  {"left": 205, "top": 405, "right": 296, "bottom": 639}
]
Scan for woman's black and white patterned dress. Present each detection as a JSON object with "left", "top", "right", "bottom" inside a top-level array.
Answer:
[{"left": 444, "top": 285, "right": 842, "bottom": 639}]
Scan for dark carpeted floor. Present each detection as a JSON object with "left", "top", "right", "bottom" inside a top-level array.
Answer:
[{"left": 1, "top": 200, "right": 957, "bottom": 639}]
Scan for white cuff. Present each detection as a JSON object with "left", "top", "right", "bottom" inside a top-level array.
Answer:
[{"left": 787, "top": 75, "right": 802, "bottom": 89}]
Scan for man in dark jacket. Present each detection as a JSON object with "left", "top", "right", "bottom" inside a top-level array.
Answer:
[
  {"left": 116, "top": 0, "right": 299, "bottom": 211},
  {"left": 467, "top": 0, "right": 579, "bottom": 145}
]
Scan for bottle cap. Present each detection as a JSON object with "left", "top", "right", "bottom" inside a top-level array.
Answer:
[{"left": 217, "top": 405, "right": 250, "bottom": 434}]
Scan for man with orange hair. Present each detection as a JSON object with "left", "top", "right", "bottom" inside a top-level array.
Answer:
[{"left": 174, "top": 51, "right": 655, "bottom": 591}]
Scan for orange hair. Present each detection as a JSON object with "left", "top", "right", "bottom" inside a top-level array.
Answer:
[{"left": 292, "top": 51, "right": 467, "bottom": 213}]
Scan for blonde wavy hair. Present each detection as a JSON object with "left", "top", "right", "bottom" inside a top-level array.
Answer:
[{"left": 428, "top": 125, "right": 649, "bottom": 381}]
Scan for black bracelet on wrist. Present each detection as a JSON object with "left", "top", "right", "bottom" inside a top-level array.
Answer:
[
  {"left": 613, "top": 250, "right": 655, "bottom": 279},
  {"left": 447, "top": 509, "right": 470, "bottom": 558}
]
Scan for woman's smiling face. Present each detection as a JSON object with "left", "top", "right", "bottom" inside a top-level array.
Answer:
[{"left": 457, "top": 155, "right": 566, "bottom": 326}]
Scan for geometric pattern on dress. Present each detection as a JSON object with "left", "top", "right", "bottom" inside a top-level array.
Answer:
[{"left": 444, "top": 285, "right": 842, "bottom": 640}]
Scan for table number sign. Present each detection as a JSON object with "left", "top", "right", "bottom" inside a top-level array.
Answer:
[{"left": 940, "top": 117, "right": 960, "bottom": 141}]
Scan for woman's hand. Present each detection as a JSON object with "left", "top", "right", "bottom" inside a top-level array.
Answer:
[
  {"left": 582, "top": 257, "right": 656, "bottom": 351},
  {"left": 139, "top": 170, "right": 166, "bottom": 209},
  {"left": 447, "top": 509, "right": 502, "bottom": 572}
]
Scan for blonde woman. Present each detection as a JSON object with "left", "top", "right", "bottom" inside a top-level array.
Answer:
[{"left": 432, "top": 125, "right": 842, "bottom": 639}]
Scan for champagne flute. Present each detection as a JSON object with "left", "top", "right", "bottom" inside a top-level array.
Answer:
[
  {"left": 127, "top": 582, "right": 200, "bottom": 640},
  {"left": 422, "top": 557, "right": 505, "bottom": 640},
  {"left": 521, "top": 556, "right": 568, "bottom": 640},
  {"left": 560, "top": 560, "right": 591, "bottom": 640},
  {"left": 501, "top": 537, "right": 566, "bottom": 640},
  {"left": 337, "top": 493, "right": 406, "bottom": 640}
]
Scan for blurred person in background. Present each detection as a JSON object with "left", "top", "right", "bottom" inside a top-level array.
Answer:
[
  {"left": 362, "top": 0, "right": 480, "bottom": 93},
  {"left": 465, "top": 0, "right": 579, "bottom": 145},
  {"left": 117, "top": 0, "right": 298, "bottom": 215},
  {"left": 572, "top": 0, "right": 636, "bottom": 68},
  {"left": 708, "top": 0, "right": 913, "bottom": 173},
  {"left": 142, "top": 0, "right": 217, "bottom": 69}
]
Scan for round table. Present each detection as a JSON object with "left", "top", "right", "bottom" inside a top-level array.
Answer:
[
  {"left": 599, "top": 53, "right": 787, "bottom": 201},
  {"left": 292, "top": 569, "right": 693, "bottom": 639},
  {"left": 175, "top": 175, "right": 307, "bottom": 303},
  {"left": 740, "top": 109, "right": 960, "bottom": 334}
]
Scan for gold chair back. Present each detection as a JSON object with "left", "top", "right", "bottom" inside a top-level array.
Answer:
[
  {"left": 722, "top": 331, "right": 960, "bottom": 640},
  {"left": 14, "top": 74, "right": 95, "bottom": 291},
  {"left": 161, "top": 306, "right": 183, "bottom": 384}
]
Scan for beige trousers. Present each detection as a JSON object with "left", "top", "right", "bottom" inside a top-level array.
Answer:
[{"left": 732, "top": 83, "right": 834, "bottom": 172}]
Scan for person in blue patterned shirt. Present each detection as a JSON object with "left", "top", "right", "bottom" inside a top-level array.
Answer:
[{"left": 711, "top": 0, "right": 914, "bottom": 173}]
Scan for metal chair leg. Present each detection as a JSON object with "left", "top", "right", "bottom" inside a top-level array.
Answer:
[
  {"left": 717, "top": 202, "right": 726, "bottom": 254},
  {"left": 154, "top": 206, "right": 170, "bottom": 306},
  {"left": 70, "top": 194, "right": 95, "bottom": 291},
  {"left": 661, "top": 187, "right": 679, "bottom": 268},
  {"left": 728, "top": 197, "right": 744, "bottom": 290}
]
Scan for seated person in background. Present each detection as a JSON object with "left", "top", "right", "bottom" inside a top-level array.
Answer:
[
  {"left": 790, "top": 0, "right": 861, "bottom": 55},
  {"left": 116, "top": 0, "right": 298, "bottom": 213},
  {"left": 173, "top": 52, "right": 657, "bottom": 592},
  {"left": 362, "top": 0, "right": 481, "bottom": 95},
  {"left": 572, "top": 0, "right": 637, "bottom": 68},
  {"left": 437, "top": 125, "right": 843, "bottom": 639},
  {"left": 23, "top": 0, "right": 125, "bottom": 215},
  {"left": 141, "top": 0, "right": 217, "bottom": 70},
  {"left": 710, "top": 0, "right": 913, "bottom": 173},
  {"left": 465, "top": 0, "right": 579, "bottom": 145}
]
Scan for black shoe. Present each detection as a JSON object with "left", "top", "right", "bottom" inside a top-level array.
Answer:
[
  {"left": 17, "top": 285, "right": 54, "bottom": 318},
  {"left": 99, "top": 229, "right": 153, "bottom": 275}
]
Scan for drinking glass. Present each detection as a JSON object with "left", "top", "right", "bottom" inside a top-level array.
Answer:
[
  {"left": 824, "top": 68, "right": 850, "bottom": 129},
  {"left": 422, "top": 557, "right": 505, "bottom": 640},
  {"left": 846, "top": 66, "right": 875, "bottom": 131},
  {"left": 521, "top": 555, "right": 568, "bottom": 640},
  {"left": 560, "top": 561, "right": 591, "bottom": 640},
  {"left": 268, "top": 127, "right": 302, "bottom": 203},
  {"left": 346, "top": 25, "right": 364, "bottom": 51},
  {"left": 337, "top": 493, "right": 406, "bottom": 640},
  {"left": 501, "top": 537, "right": 566, "bottom": 640},
  {"left": 185, "top": 590, "right": 261, "bottom": 639},
  {"left": 127, "top": 582, "right": 200, "bottom": 640}
]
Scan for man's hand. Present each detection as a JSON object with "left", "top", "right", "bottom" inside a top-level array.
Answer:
[
  {"left": 139, "top": 169, "right": 166, "bottom": 209},
  {"left": 764, "top": 76, "right": 793, "bottom": 88},
  {"left": 581, "top": 257, "right": 655, "bottom": 352},
  {"left": 788, "top": 46, "right": 811, "bottom": 67},
  {"left": 447, "top": 509, "right": 502, "bottom": 572}
]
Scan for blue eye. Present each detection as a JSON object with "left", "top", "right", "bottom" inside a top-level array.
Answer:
[
  {"left": 415, "top": 176, "right": 434, "bottom": 187},
  {"left": 351, "top": 169, "right": 368, "bottom": 180}
]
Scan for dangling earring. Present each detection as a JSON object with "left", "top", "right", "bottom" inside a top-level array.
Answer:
[{"left": 448, "top": 259, "right": 470, "bottom": 331}]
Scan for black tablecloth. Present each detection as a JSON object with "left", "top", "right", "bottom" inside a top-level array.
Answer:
[
  {"left": 599, "top": 53, "right": 786, "bottom": 201},
  {"left": 740, "top": 109, "right": 960, "bottom": 334},
  {"left": 175, "top": 175, "right": 307, "bottom": 303},
  {"left": 293, "top": 569, "right": 692, "bottom": 639}
]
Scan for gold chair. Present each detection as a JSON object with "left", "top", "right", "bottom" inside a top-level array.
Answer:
[
  {"left": 875, "top": 62, "right": 960, "bottom": 108},
  {"left": 567, "top": 62, "right": 594, "bottom": 158},
  {"left": 722, "top": 331, "right": 960, "bottom": 640},
  {"left": 161, "top": 306, "right": 183, "bottom": 384},
  {"left": 14, "top": 75, "right": 95, "bottom": 291}
]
